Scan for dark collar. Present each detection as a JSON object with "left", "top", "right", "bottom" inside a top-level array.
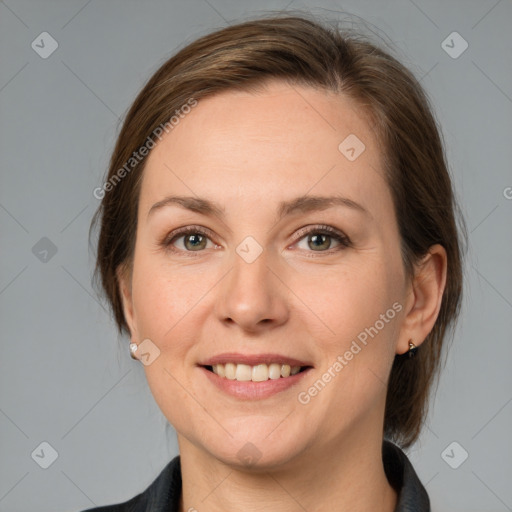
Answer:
[
  {"left": 82, "top": 440, "right": 430, "bottom": 511},
  {"left": 383, "top": 440, "right": 431, "bottom": 511}
]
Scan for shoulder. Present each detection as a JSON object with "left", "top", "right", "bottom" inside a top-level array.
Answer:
[
  {"left": 79, "top": 455, "right": 182, "bottom": 512},
  {"left": 382, "top": 440, "right": 431, "bottom": 512}
]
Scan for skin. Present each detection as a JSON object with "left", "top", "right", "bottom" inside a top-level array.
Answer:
[{"left": 118, "top": 80, "right": 447, "bottom": 512}]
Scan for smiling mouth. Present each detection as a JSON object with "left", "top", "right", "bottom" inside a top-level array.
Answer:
[{"left": 203, "top": 363, "right": 311, "bottom": 382}]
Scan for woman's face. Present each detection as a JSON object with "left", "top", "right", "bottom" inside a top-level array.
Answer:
[{"left": 120, "top": 81, "right": 414, "bottom": 468}]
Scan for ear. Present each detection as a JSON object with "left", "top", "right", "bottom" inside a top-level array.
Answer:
[
  {"left": 397, "top": 244, "right": 448, "bottom": 355},
  {"left": 116, "top": 263, "right": 138, "bottom": 342}
]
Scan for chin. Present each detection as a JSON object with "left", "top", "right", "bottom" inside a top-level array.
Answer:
[{"left": 198, "top": 425, "right": 310, "bottom": 472}]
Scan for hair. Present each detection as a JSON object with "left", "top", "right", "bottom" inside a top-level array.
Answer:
[{"left": 90, "top": 13, "right": 466, "bottom": 449}]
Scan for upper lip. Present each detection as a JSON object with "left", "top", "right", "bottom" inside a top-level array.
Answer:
[{"left": 200, "top": 353, "right": 313, "bottom": 367}]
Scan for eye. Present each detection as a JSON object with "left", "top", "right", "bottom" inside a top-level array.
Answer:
[
  {"left": 162, "top": 226, "right": 218, "bottom": 253},
  {"left": 161, "top": 224, "right": 351, "bottom": 255},
  {"left": 292, "top": 225, "right": 351, "bottom": 253}
]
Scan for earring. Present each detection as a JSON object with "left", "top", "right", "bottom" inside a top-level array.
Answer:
[
  {"left": 129, "top": 343, "right": 138, "bottom": 360},
  {"left": 407, "top": 340, "right": 418, "bottom": 358}
]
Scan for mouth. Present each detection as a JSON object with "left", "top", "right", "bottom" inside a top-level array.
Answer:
[
  {"left": 202, "top": 363, "right": 312, "bottom": 382},
  {"left": 198, "top": 353, "right": 313, "bottom": 400}
]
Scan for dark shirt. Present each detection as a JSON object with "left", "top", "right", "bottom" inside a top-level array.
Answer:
[{"left": 81, "top": 440, "right": 430, "bottom": 511}]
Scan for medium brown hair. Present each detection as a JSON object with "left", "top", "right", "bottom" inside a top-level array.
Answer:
[{"left": 90, "top": 14, "right": 466, "bottom": 448}]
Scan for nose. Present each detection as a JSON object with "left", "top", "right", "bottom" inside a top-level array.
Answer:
[{"left": 215, "top": 248, "right": 290, "bottom": 333}]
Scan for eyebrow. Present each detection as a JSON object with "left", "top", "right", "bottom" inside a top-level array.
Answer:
[{"left": 147, "top": 194, "right": 371, "bottom": 222}]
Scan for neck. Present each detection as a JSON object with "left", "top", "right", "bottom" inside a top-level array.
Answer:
[{"left": 177, "top": 428, "right": 397, "bottom": 512}]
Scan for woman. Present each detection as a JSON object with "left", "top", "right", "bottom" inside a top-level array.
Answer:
[{"left": 86, "top": 14, "right": 465, "bottom": 512}]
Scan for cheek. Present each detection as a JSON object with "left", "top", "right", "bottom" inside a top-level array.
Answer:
[
  {"left": 130, "top": 259, "right": 206, "bottom": 428},
  {"left": 304, "top": 257, "right": 402, "bottom": 342},
  {"left": 130, "top": 256, "right": 200, "bottom": 340},
  {"left": 300, "top": 255, "right": 403, "bottom": 408}
]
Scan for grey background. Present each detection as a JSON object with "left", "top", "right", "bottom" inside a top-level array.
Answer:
[{"left": 0, "top": 0, "right": 511, "bottom": 511}]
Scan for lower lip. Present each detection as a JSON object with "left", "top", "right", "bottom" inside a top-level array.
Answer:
[{"left": 200, "top": 366, "right": 312, "bottom": 400}]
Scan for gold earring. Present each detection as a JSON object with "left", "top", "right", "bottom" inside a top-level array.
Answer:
[{"left": 408, "top": 340, "right": 417, "bottom": 358}]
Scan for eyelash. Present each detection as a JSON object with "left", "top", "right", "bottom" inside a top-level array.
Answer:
[{"left": 161, "top": 224, "right": 352, "bottom": 257}]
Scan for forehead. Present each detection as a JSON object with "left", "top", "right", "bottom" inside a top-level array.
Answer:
[{"left": 140, "top": 81, "right": 390, "bottom": 217}]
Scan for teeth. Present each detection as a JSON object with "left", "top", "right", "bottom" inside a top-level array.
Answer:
[
  {"left": 252, "top": 364, "right": 268, "bottom": 382},
  {"left": 210, "top": 363, "right": 304, "bottom": 382},
  {"left": 235, "top": 364, "right": 252, "bottom": 381},
  {"left": 281, "top": 364, "right": 291, "bottom": 377},
  {"left": 269, "top": 363, "right": 281, "bottom": 380},
  {"left": 225, "top": 363, "right": 236, "bottom": 380}
]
